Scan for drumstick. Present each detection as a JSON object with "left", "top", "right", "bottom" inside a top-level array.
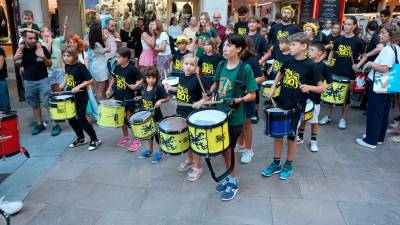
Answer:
[
  {"left": 51, "top": 90, "right": 83, "bottom": 95},
  {"left": 195, "top": 74, "right": 207, "bottom": 95},
  {"left": 270, "top": 97, "right": 278, "bottom": 108},
  {"left": 111, "top": 72, "right": 130, "bottom": 87}
]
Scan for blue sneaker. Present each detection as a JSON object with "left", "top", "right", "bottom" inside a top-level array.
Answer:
[
  {"left": 138, "top": 149, "right": 153, "bottom": 159},
  {"left": 261, "top": 161, "right": 281, "bottom": 177},
  {"left": 32, "top": 124, "right": 45, "bottom": 135},
  {"left": 216, "top": 178, "right": 229, "bottom": 193},
  {"left": 51, "top": 125, "right": 62, "bottom": 136},
  {"left": 151, "top": 152, "right": 163, "bottom": 164},
  {"left": 279, "top": 162, "right": 293, "bottom": 180},
  {"left": 221, "top": 180, "right": 239, "bottom": 201}
]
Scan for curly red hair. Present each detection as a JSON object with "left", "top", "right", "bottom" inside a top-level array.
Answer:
[{"left": 67, "top": 34, "right": 85, "bottom": 53}]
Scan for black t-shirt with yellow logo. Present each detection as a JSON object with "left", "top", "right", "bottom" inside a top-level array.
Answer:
[
  {"left": 65, "top": 63, "right": 92, "bottom": 101},
  {"left": 234, "top": 21, "right": 249, "bottom": 36},
  {"left": 172, "top": 50, "right": 189, "bottom": 74},
  {"left": 311, "top": 61, "right": 333, "bottom": 104},
  {"left": 326, "top": 34, "right": 341, "bottom": 57},
  {"left": 330, "top": 36, "right": 365, "bottom": 80},
  {"left": 141, "top": 85, "right": 167, "bottom": 122},
  {"left": 268, "top": 23, "right": 301, "bottom": 59},
  {"left": 270, "top": 51, "right": 291, "bottom": 80},
  {"left": 198, "top": 54, "right": 224, "bottom": 84},
  {"left": 113, "top": 63, "right": 141, "bottom": 102},
  {"left": 277, "top": 57, "right": 322, "bottom": 110},
  {"left": 176, "top": 73, "right": 210, "bottom": 117}
]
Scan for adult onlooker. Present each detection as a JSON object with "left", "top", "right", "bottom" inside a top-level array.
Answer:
[
  {"left": 168, "top": 17, "right": 182, "bottom": 42},
  {"left": 88, "top": 22, "right": 111, "bottom": 102},
  {"left": 139, "top": 21, "right": 156, "bottom": 68},
  {"left": 0, "top": 45, "right": 10, "bottom": 111},
  {"left": 195, "top": 12, "right": 220, "bottom": 58},
  {"left": 183, "top": 16, "right": 198, "bottom": 52},
  {"left": 212, "top": 12, "right": 226, "bottom": 41},
  {"left": 105, "top": 18, "right": 118, "bottom": 61},
  {"left": 379, "top": 9, "right": 392, "bottom": 30},
  {"left": 357, "top": 24, "right": 400, "bottom": 148},
  {"left": 120, "top": 20, "right": 135, "bottom": 54},
  {"left": 270, "top": 12, "right": 282, "bottom": 27},
  {"left": 132, "top": 18, "right": 144, "bottom": 58},
  {"left": 235, "top": 6, "right": 249, "bottom": 36},
  {"left": 154, "top": 20, "right": 172, "bottom": 78},
  {"left": 321, "top": 19, "right": 332, "bottom": 36},
  {"left": 14, "top": 30, "right": 53, "bottom": 135}
]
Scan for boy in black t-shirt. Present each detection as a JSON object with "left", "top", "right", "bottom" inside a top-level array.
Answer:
[
  {"left": 325, "top": 23, "right": 341, "bottom": 57},
  {"left": 198, "top": 38, "right": 224, "bottom": 86},
  {"left": 268, "top": 37, "right": 291, "bottom": 80},
  {"left": 261, "top": 33, "right": 324, "bottom": 180},
  {"left": 171, "top": 35, "right": 189, "bottom": 77},
  {"left": 297, "top": 42, "right": 332, "bottom": 152},
  {"left": 234, "top": 6, "right": 249, "bottom": 36}
]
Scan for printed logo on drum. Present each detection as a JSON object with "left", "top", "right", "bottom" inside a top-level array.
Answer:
[
  {"left": 116, "top": 75, "right": 127, "bottom": 90},
  {"left": 160, "top": 136, "right": 176, "bottom": 151},
  {"left": 189, "top": 131, "right": 207, "bottom": 150},
  {"left": 282, "top": 69, "right": 300, "bottom": 89},
  {"left": 277, "top": 30, "right": 289, "bottom": 40},
  {"left": 337, "top": 45, "right": 352, "bottom": 58},
  {"left": 175, "top": 59, "right": 182, "bottom": 71},
  {"left": 238, "top": 28, "right": 247, "bottom": 36},
  {"left": 177, "top": 85, "right": 190, "bottom": 102},
  {"left": 217, "top": 77, "right": 233, "bottom": 98},
  {"left": 202, "top": 63, "right": 215, "bottom": 76},
  {"left": 65, "top": 73, "right": 76, "bottom": 88},
  {"left": 143, "top": 99, "right": 153, "bottom": 110},
  {"left": 322, "top": 86, "right": 346, "bottom": 101},
  {"left": 141, "top": 124, "right": 155, "bottom": 135},
  {"left": 215, "top": 134, "right": 225, "bottom": 143}
]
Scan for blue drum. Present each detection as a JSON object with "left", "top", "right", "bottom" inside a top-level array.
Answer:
[{"left": 265, "top": 107, "right": 294, "bottom": 138}]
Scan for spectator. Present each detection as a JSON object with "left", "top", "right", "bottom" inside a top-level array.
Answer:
[
  {"left": 138, "top": 21, "right": 156, "bottom": 68},
  {"left": 100, "top": 4, "right": 112, "bottom": 28},
  {"left": 183, "top": 16, "right": 198, "bottom": 52},
  {"left": 235, "top": 6, "right": 249, "bottom": 36},
  {"left": 379, "top": 9, "right": 392, "bottom": 30},
  {"left": 212, "top": 11, "right": 226, "bottom": 41},
  {"left": 120, "top": 20, "right": 135, "bottom": 56},
  {"left": 195, "top": 12, "right": 220, "bottom": 58},
  {"left": 0, "top": 45, "right": 10, "bottom": 111},
  {"left": 168, "top": 17, "right": 183, "bottom": 42},
  {"left": 132, "top": 17, "right": 144, "bottom": 58},
  {"left": 105, "top": 18, "right": 118, "bottom": 61},
  {"left": 154, "top": 20, "right": 172, "bottom": 78},
  {"left": 270, "top": 12, "right": 282, "bottom": 27},
  {"left": 14, "top": 30, "right": 53, "bottom": 135},
  {"left": 321, "top": 19, "right": 332, "bottom": 36}
]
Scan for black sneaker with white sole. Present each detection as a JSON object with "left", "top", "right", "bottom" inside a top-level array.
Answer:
[
  {"left": 69, "top": 139, "right": 87, "bottom": 148},
  {"left": 88, "top": 139, "right": 102, "bottom": 151}
]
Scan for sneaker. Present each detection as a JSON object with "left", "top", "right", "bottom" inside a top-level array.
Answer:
[
  {"left": 279, "top": 162, "right": 293, "bottom": 180},
  {"left": 362, "top": 134, "right": 383, "bottom": 145},
  {"left": 69, "top": 139, "right": 87, "bottom": 148},
  {"left": 151, "top": 152, "right": 163, "bottom": 164},
  {"left": 216, "top": 178, "right": 229, "bottom": 192},
  {"left": 139, "top": 149, "right": 153, "bottom": 159},
  {"left": 51, "top": 125, "right": 62, "bottom": 136},
  {"left": 177, "top": 160, "right": 194, "bottom": 172},
  {"left": 31, "top": 124, "right": 45, "bottom": 135},
  {"left": 390, "top": 135, "right": 400, "bottom": 143},
  {"left": 235, "top": 144, "right": 245, "bottom": 153},
  {"left": 261, "top": 161, "right": 282, "bottom": 177},
  {"left": 116, "top": 136, "right": 131, "bottom": 147},
  {"left": 0, "top": 197, "right": 23, "bottom": 215},
  {"left": 186, "top": 167, "right": 204, "bottom": 182},
  {"left": 296, "top": 137, "right": 304, "bottom": 144},
  {"left": 310, "top": 140, "right": 319, "bottom": 152},
  {"left": 390, "top": 121, "right": 399, "bottom": 129},
  {"left": 240, "top": 149, "right": 254, "bottom": 164},
  {"left": 319, "top": 116, "right": 331, "bottom": 125},
  {"left": 338, "top": 118, "right": 347, "bottom": 129},
  {"left": 356, "top": 138, "right": 376, "bottom": 149},
  {"left": 88, "top": 139, "right": 102, "bottom": 151},
  {"left": 221, "top": 180, "right": 239, "bottom": 201},
  {"left": 128, "top": 140, "right": 141, "bottom": 152},
  {"left": 250, "top": 115, "right": 259, "bottom": 124}
]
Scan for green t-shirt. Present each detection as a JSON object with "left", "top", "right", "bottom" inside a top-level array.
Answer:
[
  {"left": 195, "top": 27, "right": 218, "bottom": 40},
  {"left": 50, "top": 37, "right": 64, "bottom": 69},
  {"left": 214, "top": 61, "right": 258, "bottom": 126},
  {"left": 20, "top": 23, "right": 41, "bottom": 32}
]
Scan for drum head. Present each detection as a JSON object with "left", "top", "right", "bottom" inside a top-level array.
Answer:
[
  {"left": 266, "top": 108, "right": 289, "bottom": 113},
  {"left": 333, "top": 75, "right": 350, "bottom": 82},
  {"left": 162, "top": 77, "right": 179, "bottom": 86},
  {"left": 305, "top": 99, "right": 314, "bottom": 111},
  {"left": 100, "top": 100, "right": 122, "bottom": 107},
  {"left": 54, "top": 95, "right": 73, "bottom": 100},
  {"left": 0, "top": 111, "right": 17, "bottom": 121},
  {"left": 159, "top": 116, "right": 187, "bottom": 132},
  {"left": 130, "top": 111, "right": 152, "bottom": 123},
  {"left": 266, "top": 59, "right": 275, "bottom": 65},
  {"left": 262, "top": 80, "right": 275, "bottom": 86},
  {"left": 188, "top": 109, "right": 226, "bottom": 126}
]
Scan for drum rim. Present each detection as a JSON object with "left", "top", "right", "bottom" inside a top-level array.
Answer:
[
  {"left": 161, "top": 148, "right": 189, "bottom": 155},
  {"left": 129, "top": 110, "right": 153, "bottom": 124},
  {"left": 0, "top": 111, "right": 17, "bottom": 120},
  {"left": 305, "top": 99, "right": 314, "bottom": 113},
  {"left": 159, "top": 115, "right": 188, "bottom": 134},
  {"left": 49, "top": 95, "right": 74, "bottom": 101},
  {"left": 99, "top": 100, "right": 124, "bottom": 108},
  {"left": 191, "top": 146, "right": 230, "bottom": 157},
  {"left": 332, "top": 75, "right": 350, "bottom": 83},
  {"left": 187, "top": 108, "right": 228, "bottom": 129}
]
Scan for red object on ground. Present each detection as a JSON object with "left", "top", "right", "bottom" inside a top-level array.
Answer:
[
  {"left": 0, "top": 111, "right": 29, "bottom": 158},
  {"left": 352, "top": 71, "right": 367, "bottom": 93}
]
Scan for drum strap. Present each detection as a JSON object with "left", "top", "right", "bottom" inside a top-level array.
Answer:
[{"left": 213, "top": 61, "right": 246, "bottom": 98}]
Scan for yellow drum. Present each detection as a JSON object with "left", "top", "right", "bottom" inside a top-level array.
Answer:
[
  {"left": 303, "top": 99, "right": 314, "bottom": 121},
  {"left": 48, "top": 94, "right": 76, "bottom": 121},
  {"left": 188, "top": 109, "right": 230, "bottom": 156},
  {"left": 129, "top": 110, "right": 156, "bottom": 140},
  {"left": 321, "top": 75, "right": 350, "bottom": 105},
  {"left": 98, "top": 100, "right": 125, "bottom": 128},
  {"left": 262, "top": 80, "right": 281, "bottom": 97},
  {"left": 159, "top": 116, "right": 189, "bottom": 155}
]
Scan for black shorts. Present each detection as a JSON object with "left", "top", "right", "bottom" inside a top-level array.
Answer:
[
  {"left": 228, "top": 125, "right": 243, "bottom": 149},
  {"left": 244, "top": 100, "right": 256, "bottom": 118}
]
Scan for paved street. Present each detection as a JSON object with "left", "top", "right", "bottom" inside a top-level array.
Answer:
[{"left": 1, "top": 72, "right": 400, "bottom": 225}]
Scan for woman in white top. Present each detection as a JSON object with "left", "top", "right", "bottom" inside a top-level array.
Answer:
[
  {"left": 167, "top": 17, "right": 182, "bottom": 41},
  {"left": 356, "top": 24, "right": 400, "bottom": 148},
  {"left": 153, "top": 19, "right": 172, "bottom": 78},
  {"left": 139, "top": 21, "right": 156, "bottom": 68}
]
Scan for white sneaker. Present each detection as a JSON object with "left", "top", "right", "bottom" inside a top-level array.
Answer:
[
  {"left": 362, "top": 134, "right": 383, "bottom": 145},
  {"left": 235, "top": 144, "right": 245, "bottom": 153},
  {"left": 319, "top": 116, "right": 331, "bottom": 125},
  {"left": 310, "top": 140, "right": 319, "bottom": 152},
  {"left": 296, "top": 136, "right": 304, "bottom": 144},
  {"left": 356, "top": 138, "right": 376, "bottom": 149},
  {"left": 338, "top": 118, "right": 347, "bottom": 129},
  {"left": 240, "top": 149, "right": 254, "bottom": 164},
  {"left": 0, "top": 197, "right": 23, "bottom": 215},
  {"left": 390, "top": 121, "right": 399, "bottom": 129}
]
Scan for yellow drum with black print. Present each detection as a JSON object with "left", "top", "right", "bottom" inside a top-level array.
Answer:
[
  {"left": 321, "top": 75, "right": 350, "bottom": 105},
  {"left": 129, "top": 110, "right": 156, "bottom": 140},
  {"left": 159, "top": 116, "right": 190, "bottom": 155},
  {"left": 48, "top": 94, "right": 76, "bottom": 121},
  {"left": 98, "top": 100, "right": 125, "bottom": 128}
]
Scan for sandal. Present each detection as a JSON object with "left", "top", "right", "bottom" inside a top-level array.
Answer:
[
  {"left": 186, "top": 167, "right": 204, "bottom": 182},
  {"left": 390, "top": 135, "right": 400, "bottom": 143},
  {"left": 177, "top": 160, "right": 194, "bottom": 172}
]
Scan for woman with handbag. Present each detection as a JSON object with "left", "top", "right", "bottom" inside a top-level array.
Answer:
[{"left": 356, "top": 24, "right": 400, "bottom": 149}]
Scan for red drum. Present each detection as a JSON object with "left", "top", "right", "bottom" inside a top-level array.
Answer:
[
  {"left": 352, "top": 70, "right": 367, "bottom": 93},
  {"left": 0, "top": 111, "right": 29, "bottom": 158}
]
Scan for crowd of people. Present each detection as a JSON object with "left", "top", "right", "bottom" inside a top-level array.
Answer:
[{"left": 0, "top": 4, "right": 399, "bottom": 207}]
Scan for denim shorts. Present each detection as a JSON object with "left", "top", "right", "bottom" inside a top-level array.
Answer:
[
  {"left": 24, "top": 78, "right": 51, "bottom": 108},
  {"left": 48, "top": 68, "right": 64, "bottom": 85}
]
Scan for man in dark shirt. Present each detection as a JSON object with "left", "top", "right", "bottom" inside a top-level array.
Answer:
[
  {"left": 234, "top": 6, "right": 249, "bottom": 36},
  {"left": 14, "top": 31, "right": 53, "bottom": 135},
  {"left": 0, "top": 47, "right": 10, "bottom": 111},
  {"left": 248, "top": 16, "right": 270, "bottom": 65},
  {"left": 132, "top": 18, "right": 144, "bottom": 58}
]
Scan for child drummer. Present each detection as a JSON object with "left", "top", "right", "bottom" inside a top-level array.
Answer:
[
  {"left": 106, "top": 47, "right": 143, "bottom": 151},
  {"left": 165, "top": 53, "right": 210, "bottom": 182},
  {"left": 261, "top": 33, "right": 324, "bottom": 180}
]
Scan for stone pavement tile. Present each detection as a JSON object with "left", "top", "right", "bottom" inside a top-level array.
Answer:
[
  {"left": 11, "top": 201, "right": 47, "bottom": 225},
  {"left": 342, "top": 161, "right": 383, "bottom": 180},
  {"left": 319, "top": 160, "right": 351, "bottom": 179},
  {"left": 355, "top": 179, "right": 400, "bottom": 205},
  {"left": 335, "top": 147, "right": 376, "bottom": 164},
  {"left": 271, "top": 198, "right": 346, "bottom": 225},
  {"left": 337, "top": 202, "right": 400, "bottom": 225},
  {"left": 0, "top": 156, "right": 58, "bottom": 201},
  {"left": 180, "top": 174, "right": 217, "bottom": 193},
  {"left": 30, "top": 132, "right": 74, "bottom": 157},
  {"left": 165, "top": 219, "right": 248, "bottom": 225},
  {"left": 236, "top": 156, "right": 268, "bottom": 176},
  {"left": 45, "top": 160, "right": 89, "bottom": 181},
  {"left": 0, "top": 153, "right": 28, "bottom": 174},
  {"left": 58, "top": 147, "right": 84, "bottom": 161},
  {"left": 95, "top": 212, "right": 166, "bottom": 225},
  {"left": 26, "top": 204, "right": 102, "bottom": 225},
  {"left": 291, "top": 160, "right": 325, "bottom": 178},
  {"left": 137, "top": 189, "right": 208, "bottom": 220},
  {"left": 76, "top": 163, "right": 134, "bottom": 185},
  {"left": 315, "top": 146, "right": 344, "bottom": 162},
  {"left": 72, "top": 147, "right": 127, "bottom": 165},
  {"left": 204, "top": 194, "right": 272, "bottom": 225},
  {"left": 25, "top": 179, "right": 148, "bottom": 212},
  {"left": 299, "top": 177, "right": 367, "bottom": 202},
  {"left": 376, "top": 161, "right": 400, "bottom": 181}
]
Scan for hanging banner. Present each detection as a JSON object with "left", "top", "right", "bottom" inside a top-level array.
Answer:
[
  {"left": 299, "top": 0, "right": 314, "bottom": 24},
  {"left": 317, "top": 0, "right": 345, "bottom": 24}
]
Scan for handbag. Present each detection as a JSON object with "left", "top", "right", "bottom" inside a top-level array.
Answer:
[{"left": 373, "top": 45, "right": 400, "bottom": 94}]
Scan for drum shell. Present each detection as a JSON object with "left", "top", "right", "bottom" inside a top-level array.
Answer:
[
  {"left": 129, "top": 111, "right": 156, "bottom": 140},
  {"left": 0, "top": 112, "right": 21, "bottom": 157},
  {"left": 159, "top": 117, "right": 190, "bottom": 155},
  {"left": 303, "top": 100, "right": 314, "bottom": 121},
  {"left": 187, "top": 109, "right": 230, "bottom": 156},
  {"left": 98, "top": 102, "right": 125, "bottom": 128},
  {"left": 48, "top": 95, "right": 76, "bottom": 121},
  {"left": 321, "top": 76, "right": 350, "bottom": 105},
  {"left": 265, "top": 108, "right": 293, "bottom": 138},
  {"left": 262, "top": 82, "right": 281, "bottom": 97}
]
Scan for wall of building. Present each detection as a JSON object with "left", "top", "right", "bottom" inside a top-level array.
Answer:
[
  {"left": 199, "top": 0, "right": 229, "bottom": 25},
  {"left": 57, "top": 0, "right": 85, "bottom": 37},
  {"left": 19, "top": 0, "right": 50, "bottom": 27}
]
